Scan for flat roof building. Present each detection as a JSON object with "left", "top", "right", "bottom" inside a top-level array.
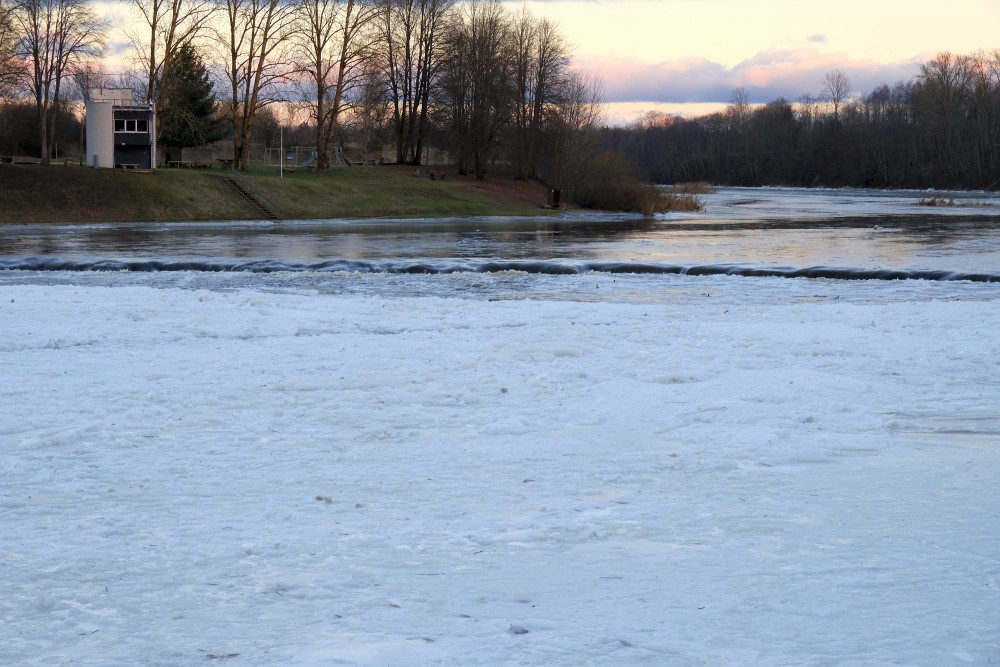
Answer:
[{"left": 85, "top": 88, "right": 156, "bottom": 169}]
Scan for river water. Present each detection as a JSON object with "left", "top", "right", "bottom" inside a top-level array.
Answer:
[{"left": 2, "top": 186, "right": 1000, "bottom": 302}]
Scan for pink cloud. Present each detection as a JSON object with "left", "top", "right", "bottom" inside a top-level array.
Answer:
[{"left": 574, "top": 48, "right": 925, "bottom": 105}]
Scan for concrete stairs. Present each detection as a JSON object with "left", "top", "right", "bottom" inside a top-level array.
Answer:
[{"left": 222, "top": 173, "right": 280, "bottom": 220}]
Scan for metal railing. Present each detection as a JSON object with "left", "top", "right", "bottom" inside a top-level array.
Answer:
[{"left": 224, "top": 168, "right": 281, "bottom": 218}]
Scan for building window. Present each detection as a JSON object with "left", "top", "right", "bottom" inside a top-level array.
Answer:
[{"left": 115, "top": 118, "right": 149, "bottom": 133}]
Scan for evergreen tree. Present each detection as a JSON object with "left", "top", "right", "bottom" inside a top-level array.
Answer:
[{"left": 157, "top": 42, "right": 220, "bottom": 147}]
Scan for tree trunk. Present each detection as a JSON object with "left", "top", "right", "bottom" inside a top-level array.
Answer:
[{"left": 315, "top": 76, "right": 330, "bottom": 171}]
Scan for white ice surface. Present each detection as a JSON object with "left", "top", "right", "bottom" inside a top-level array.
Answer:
[
  {"left": 2, "top": 275, "right": 999, "bottom": 666},
  {"left": 671, "top": 186, "right": 1000, "bottom": 221}
]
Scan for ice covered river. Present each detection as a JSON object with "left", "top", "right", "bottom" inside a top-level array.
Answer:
[{"left": 3, "top": 187, "right": 1000, "bottom": 666}]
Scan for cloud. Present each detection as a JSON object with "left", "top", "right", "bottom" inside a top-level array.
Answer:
[
  {"left": 575, "top": 47, "right": 925, "bottom": 105},
  {"left": 807, "top": 34, "right": 827, "bottom": 44},
  {"left": 107, "top": 41, "right": 134, "bottom": 58}
]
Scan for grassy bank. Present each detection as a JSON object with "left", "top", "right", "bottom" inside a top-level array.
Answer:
[{"left": 0, "top": 163, "right": 554, "bottom": 224}]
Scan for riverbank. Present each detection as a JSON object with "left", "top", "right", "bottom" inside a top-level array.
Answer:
[{"left": 0, "top": 163, "right": 555, "bottom": 224}]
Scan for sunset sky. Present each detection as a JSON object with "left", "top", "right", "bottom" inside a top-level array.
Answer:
[
  {"left": 506, "top": 0, "right": 1000, "bottom": 122},
  {"left": 96, "top": 0, "right": 1000, "bottom": 125}
]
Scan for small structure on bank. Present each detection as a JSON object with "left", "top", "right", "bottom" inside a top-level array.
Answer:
[
  {"left": 163, "top": 146, "right": 215, "bottom": 168},
  {"left": 85, "top": 88, "right": 156, "bottom": 169}
]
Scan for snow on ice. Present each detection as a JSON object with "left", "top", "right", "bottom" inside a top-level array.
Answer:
[{"left": 1, "top": 274, "right": 999, "bottom": 666}]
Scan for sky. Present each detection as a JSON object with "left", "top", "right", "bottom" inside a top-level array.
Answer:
[
  {"left": 506, "top": 0, "right": 1000, "bottom": 122},
  {"left": 95, "top": 0, "right": 1000, "bottom": 125}
]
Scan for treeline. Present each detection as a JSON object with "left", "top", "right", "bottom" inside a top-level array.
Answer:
[
  {"left": 0, "top": 0, "right": 608, "bottom": 193},
  {"left": 603, "top": 51, "right": 1000, "bottom": 190}
]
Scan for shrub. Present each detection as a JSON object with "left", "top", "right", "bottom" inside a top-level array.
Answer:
[{"left": 568, "top": 150, "right": 702, "bottom": 215}]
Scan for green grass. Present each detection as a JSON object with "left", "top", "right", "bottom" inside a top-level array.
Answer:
[
  {"left": 249, "top": 165, "right": 548, "bottom": 219},
  {"left": 0, "top": 163, "right": 551, "bottom": 224}
]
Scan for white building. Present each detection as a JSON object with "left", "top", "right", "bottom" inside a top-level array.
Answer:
[{"left": 85, "top": 88, "right": 156, "bottom": 169}]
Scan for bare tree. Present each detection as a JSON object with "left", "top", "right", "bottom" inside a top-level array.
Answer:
[
  {"left": 821, "top": 69, "right": 851, "bottom": 122},
  {"left": 69, "top": 59, "right": 103, "bottom": 93},
  {"left": 727, "top": 87, "right": 751, "bottom": 129},
  {"left": 543, "top": 68, "right": 603, "bottom": 195},
  {"left": 794, "top": 93, "right": 818, "bottom": 129},
  {"left": 914, "top": 51, "right": 974, "bottom": 180},
  {"left": 377, "top": 0, "right": 453, "bottom": 165},
  {"left": 293, "top": 0, "right": 378, "bottom": 170},
  {"left": 439, "top": 0, "right": 511, "bottom": 179},
  {"left": 214, "top": 0, "right": 295, "bottom": 169},
  {"left": 12, "top": 0, "right": 107, "bottom": 163},
  {"left": 724, "top": 87, "right": 760, "bottom": 180},
  {"left": 509, "top": 7, "right": 567, "bottom": 180},
  {"left": 349, "top": 60, "right": 390, "bottom": 162},
  {"left": 125, "top": 0, "right": 214, "bottom": 114},
  {"left": 0, "top": 0, "right": 22, "bottom": 95},
  {"left": 508, "top": 5, "right": 532, "bottom": 175}
]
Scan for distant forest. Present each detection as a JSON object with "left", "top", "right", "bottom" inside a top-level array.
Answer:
[{"left": 601, "top": 51, "right": 1000, "bottom": 190}]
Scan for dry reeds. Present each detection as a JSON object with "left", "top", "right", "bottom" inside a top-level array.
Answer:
[{"left": 667, "top": 182, "right": 714, "bottom": 195}]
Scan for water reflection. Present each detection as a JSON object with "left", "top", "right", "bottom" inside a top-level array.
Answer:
[
  {"left": 2, "top": 188, "right": 1000, "bottom": 275},
  {"left": 0, "top": 216, "right": 664, "bottom": 263}
]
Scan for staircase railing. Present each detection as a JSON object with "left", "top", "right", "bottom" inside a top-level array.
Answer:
[{"left": 221, "top": 169, "right": 281, "bottom": 220}]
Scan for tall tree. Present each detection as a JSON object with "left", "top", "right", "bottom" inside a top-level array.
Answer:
[
  {"left": 350, "top": 61, "right": 390, "bottom": 162},
  {"left": 215, "top": 0, "right": 295, "bottom": 169},
  {"left": 540, "top": 69, "right": 603, "bottom": 195},
  {"left": 913, "top": 52, "right": 974, "bottom": 183},
  {"left": 508, "top": 7, "right": 567, "bottom": 180},
  {"left": 126, "top": 0, "right": 213, "bottom": 115},
  {"left": 439, "top": 0, "right": 510, "bottom": 179},
  {"left": 12, "top": 0, "right": 106, "bottom": 163},
  {"left": 377, "top": 0, "right": 453, "bottom": 165},
  {"left": 726, "top": 87, "right": 755, "bottom": 181},
  {"left": 293, "top": 0, "right": 378, "bottom": 170},
  {"left": 0, "top": 0, "right": 21, "bottom": 95},
  {"left": 821, "top": 69, "right": 851, "bottom": 123},
  {"left": 157, "top": 41, "right": 219, "bottom": 147},
  {"left": 858, "top": 82, "right": 914, "bottom": 186}
]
